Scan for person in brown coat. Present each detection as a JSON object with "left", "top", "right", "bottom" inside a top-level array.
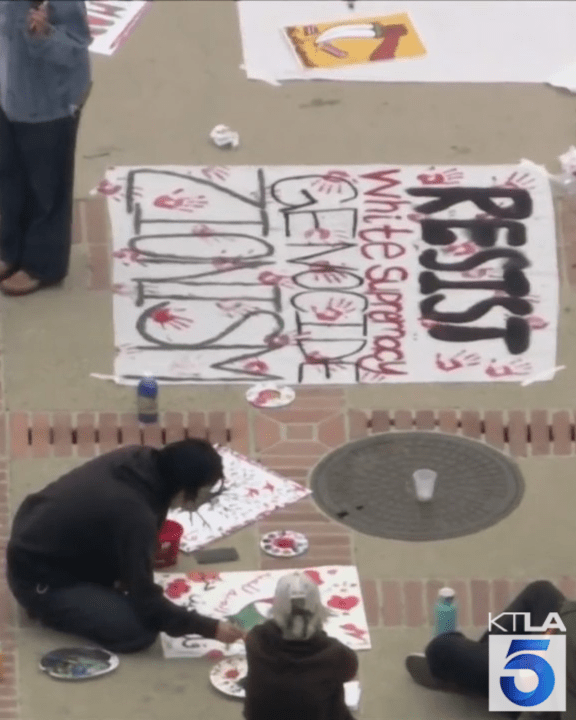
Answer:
[{"left": 243, "top": 572, "right": 358, "bottom": 720}]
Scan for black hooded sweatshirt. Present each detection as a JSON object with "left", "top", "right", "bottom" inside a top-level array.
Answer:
[
  {"left": 243, "top": 620, "right": 358, "bottom": 720},
  {"left": 6, "top": 445, "right": 218, "bottom": 639}
]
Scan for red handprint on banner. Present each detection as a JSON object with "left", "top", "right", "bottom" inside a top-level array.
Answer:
[
  {"left": 258, "top": 271, "right": 294, "bottom": 288},
  {"left": 216, "top": 300, "right": 257, "bottom": 318},
  {"left": 441, "top": 241, "right": 477, "bottom": 257},
  {"left": 264, "top": 330, "right": 310, "bottom": 350},
  {"left": 435, "top": 350, "right": 482, "bottom": 372},
  {"left": 416, "top": 168, "right": 464, "bottom": 186},
  {"left": 461, "top": 266, "right": 502, "bottom": 279},
  {"left": 191, "top": 224, "right": 215, "bottom": 238},
  {"left": 150, "top": 306, "right": 194, "bottom": 330},
  {"left": 112, "top": 247, "right": 145, "bottom": 266},
  {"left": 311, "top": 297, "right": 356, "bottom": 322},
  {"left": 212, "top": 257, "right": 248, "bottom": 272},
  {"left": 419, "top": 317, "right": 438, "bottom": 330},
  {"left": 153, "top": 189, "right": 208, "bottom": 212},
  {"left": 526, "top": 315, "right": 548, "bottom": 330},
  {"left": 96, "top": 178, "right": 142, "bottom": 203},
  {"left": 308, "top": 261, "right": 353, "bottom": 284},
  {"left": 305, "top": 351, "right": 346, "bottom": 370},
  {"left": 304, "top": 227, "right": 331, "bottom": 241},
  {"left": 243, "top": 359, "right": 270, "bottom": 375},
  {"left": 200, "top": 166, "right": 230, "bottom": 182},
  {"left": 485, "top": 359, "right": 532, "bottom": 378},
  {"left": 112, "top": 283, "right": 137, "bottom": 299},
  {"left": 311, "top": 170, "right": 356, "bottom": 194},
  {"left": 498, "top": 171, "right": 537, "bottom": 191}
]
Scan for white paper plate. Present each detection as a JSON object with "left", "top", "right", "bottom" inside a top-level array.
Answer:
[
  {"left": 260, "top": 530, "right": 309, "bottom": 557},
  {"left": 245, "top": 383, "right": 295, "bottom": 408},
  {"left": 210, "top": 655, "right": 247, "bottom": 698}
]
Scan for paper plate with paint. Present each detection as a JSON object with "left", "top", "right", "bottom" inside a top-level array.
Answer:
[
  {"left": 260, "top": 530, "right": 309, "bottom": 557},
  {"left": 245, "top": 383, "right": 295, "bottom": 408},
  {"left": 210, "top": 655, "right": 248, "bottom": 698},
  {"left": 39, "top": 647, "right": 119, "bottom": 681}
]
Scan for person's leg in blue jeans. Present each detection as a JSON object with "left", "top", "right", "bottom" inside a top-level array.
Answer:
[
  {"left": 8, "top": 575, "right": 157, "bottom": 654},
  {"left": 411, "top": 581, "right": 565, "bottom": 696}
]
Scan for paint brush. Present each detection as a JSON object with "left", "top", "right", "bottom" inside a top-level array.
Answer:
[{"left": 190, "top": 506, "right": 212, "bottom": 531}]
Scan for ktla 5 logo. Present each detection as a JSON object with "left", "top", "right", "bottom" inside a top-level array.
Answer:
[{"left": 488, "top": 613, "right": 566, "bottom": 713}]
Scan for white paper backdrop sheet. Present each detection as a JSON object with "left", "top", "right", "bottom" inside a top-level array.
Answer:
[
  {"left": 167, "top": 448, "right": 310, "bottom": 553},
  {"left": 237, "top": 1, "right": 576, "bottom": 85},
  {"left": 156, "top": 565, "right": 371, "bottom": 659},
  {"left": 108, "top": 163, "right": 558, "bottom": 385}
]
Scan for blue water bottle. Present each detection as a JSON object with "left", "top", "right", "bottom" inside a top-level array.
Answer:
[
  {"left": 434, "top": 587, "right": 457, "bottom": 635},
  {"left": 137, "top": 375, "right": 159, "bottom": 424}
]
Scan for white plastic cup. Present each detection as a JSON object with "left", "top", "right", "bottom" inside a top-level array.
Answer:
[{"left": 412, "top": 469, "right": 437, "bottom": 502}]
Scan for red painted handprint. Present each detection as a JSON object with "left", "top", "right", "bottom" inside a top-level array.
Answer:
[
  {"left": 112, "top": 283, "right": 137, "bottom": 298},
  {"left": 309, "top": 261, "right": 352, "bottom": 284},
  {"left": 485, "top": 359, "right": 532, "bottom": 378},
  {"left": 435, "top": 350, "right": 482, "bottom": 372},
  {"left": 498, "top": 171, "right": 537, "bottom": 191},
  {"left": 112, "top": 247, "right": 145, "bottom": 266},
  {"left": 216, "top": 300, "right": 257, "bottom": 318},
  {"left": 264, "top": 330, "right": 310, "bottom": 350},
  {"left": 311, "top": 297, "right": 356, "bottom": 322},
  {"left": 153, "top": 189, "right": 208, "bottom": 213},
  {"left": 258, "top": 271, "right": 294, "bottom": 288},
  {"left": 441, "top": 241, "right": 477, "bottom": 257},
  {"left": 200, "top": 166, "right": 230, "bottom": 182},
  {"left": 150, "top": 307, "right": 194, "bottom": 330},
  {"left": 341, "top": 623, "right": 368, "bottom": 640},
  {"left": 461, "top": 267, "right": 502, "bottom": 279},
  {"left": 304, "top": 227, "right": 334, "bottom": 243},
  {"left": 243, "top": 359, "right": 269, "bottom": 375},
  {"left": 311, "top": 170, "right": 356, "bottom": 194},
  {"left": 416, "top": 168, "right": 464, "bottom": 186},
  {"left": 526, "top": 316, "right": 548, "bottom": 330},
  {"left": 305, "top": 352, "right": 346, "bottom": 370}
]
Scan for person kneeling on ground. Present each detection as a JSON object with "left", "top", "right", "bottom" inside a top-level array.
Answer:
[
  {"left": 6, "top": 439, "right": 245, "bottom": 653},
  {"left": 243, "top": 571, "right": 358, "bottom": 720},
  {"left": 405, "top": 580, "right": 576, "bottom": 719}
]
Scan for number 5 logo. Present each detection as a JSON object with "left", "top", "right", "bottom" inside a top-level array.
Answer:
[{"left": 500, "top": 638, "right": 555, "bottom": 707}]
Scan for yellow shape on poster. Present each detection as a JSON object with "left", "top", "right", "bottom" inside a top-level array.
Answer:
[{"left": 284, "top": 13, "right": 426, "bottom": 70}]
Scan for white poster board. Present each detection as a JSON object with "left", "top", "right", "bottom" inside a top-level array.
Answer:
[
  {"left": 106, "top": 163, "right": 558, "bottom": 385},
  {"left": 237, "top": 1, "right": 576, "bottom": 86}
]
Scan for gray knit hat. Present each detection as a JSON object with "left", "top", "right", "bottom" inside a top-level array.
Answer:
[{"left": 270, "top": 572, "right": 329, "bottom": 640}]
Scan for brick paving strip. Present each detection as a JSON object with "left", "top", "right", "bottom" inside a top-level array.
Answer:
[{"left": 9, "top": 405, "right": 576, "bottom": 461}]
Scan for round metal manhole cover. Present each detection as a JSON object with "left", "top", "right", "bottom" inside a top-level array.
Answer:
[{"left": 310, "top": 432, "right": 524, "bottom": 541}]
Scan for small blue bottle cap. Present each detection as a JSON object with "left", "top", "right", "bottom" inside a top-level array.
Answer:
[{"left": 137, "top": 376, "right": 158, "bottom": 396}]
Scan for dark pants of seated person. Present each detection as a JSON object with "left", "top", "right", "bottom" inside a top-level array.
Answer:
[
  {"left": 425, "top": 580, "right": 565, "bottom": 696},
  {"left": 7, "top": 571, "right": 157, "bottom": 654}
]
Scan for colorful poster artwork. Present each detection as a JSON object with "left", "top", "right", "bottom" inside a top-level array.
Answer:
[
  {"left": 283, "top": 13, "right": 426, "bottom": 69},
  {"left": 155, "top": 565, "right": 371, "bottom": 659}
]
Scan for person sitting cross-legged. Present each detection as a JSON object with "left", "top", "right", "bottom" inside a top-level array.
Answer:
[
  {"left": 7, "top": 439, "right": 245, "bottom": 653},
  {"left": 243, "top": 572, "right": 358, "bottom": 720},
  {"left": 405, "top": 580, "right": 576, "bottom": 719}
]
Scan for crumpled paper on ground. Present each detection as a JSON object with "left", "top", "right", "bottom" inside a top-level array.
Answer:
[{"left": 210, "top": 124, "right": 240, "bottom": 149}]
